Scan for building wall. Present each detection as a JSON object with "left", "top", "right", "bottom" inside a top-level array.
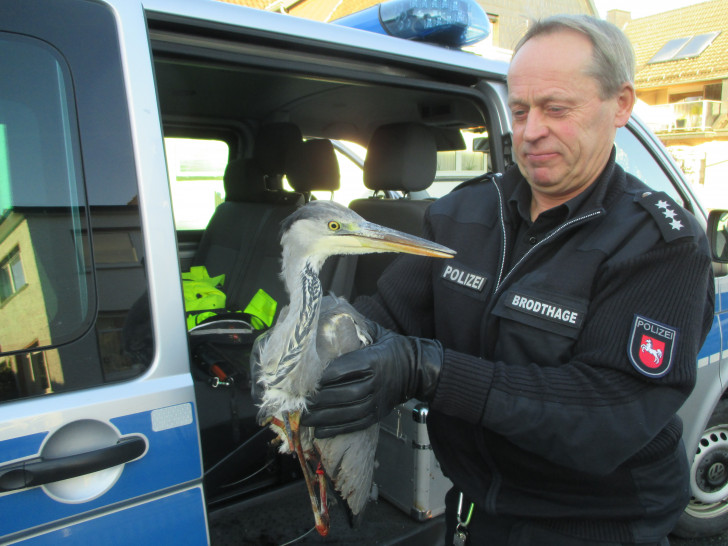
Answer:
[
  {"left": 477, "top": 0, "right": 596, "bottom": 50},
  {"left": 620, "top": 0, "right": 728, "bottom": 210},
  {"left": 0, "top": 216, "right": 62, "bottom": 397}
]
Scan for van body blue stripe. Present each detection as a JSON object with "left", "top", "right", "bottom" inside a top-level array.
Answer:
[
  {"left": 0, "top": 432, "right": 48, "bottom": 465},
  {"left": 698, "top": 316, "right": 722, "bottom": 360},
  {"left": 19, "top": 487, "right": 207, "bottom": 545},
  {"left": 0, "top": 405, "right": 202, "bottom": 539}
]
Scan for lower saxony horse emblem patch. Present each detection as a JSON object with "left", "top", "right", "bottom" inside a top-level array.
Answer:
[{"left": 628, "top": 315, "right": 678, "bottom": 378}]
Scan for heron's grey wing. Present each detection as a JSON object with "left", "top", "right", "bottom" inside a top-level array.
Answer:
[
  {"left": 312, "top": 295, "right": 377, "bottom": 518},
  {"left": 316, "top": 295, "right": 372, "bottom": 360},
  {"left": 314, "top": 424, "right": 379, "bottom": 517}
]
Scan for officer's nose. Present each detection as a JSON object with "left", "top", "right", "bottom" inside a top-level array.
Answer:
[{"left": 522, "top": 109, "right": 548, "bottom": 142}]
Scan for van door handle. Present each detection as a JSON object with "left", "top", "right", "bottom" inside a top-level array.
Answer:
[{"left": 0, "top": 435, "right": 146, "bottom": 492}]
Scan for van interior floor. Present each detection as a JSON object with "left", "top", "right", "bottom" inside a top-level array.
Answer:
[{"left": 208, "top": 479, "right": 446, "bottom": 545}]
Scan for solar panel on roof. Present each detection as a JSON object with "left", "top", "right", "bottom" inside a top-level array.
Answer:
[
  {"left": 648, "top": 31, "right": 721, "bottom": 64},
  {"left": 648, "top": 37, "right": 691, "bottom": 63},
  {"left": 675, "top": 31, "right": 721, "bottom": 59}
]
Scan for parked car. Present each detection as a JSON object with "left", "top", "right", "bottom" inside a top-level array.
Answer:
[{"left": 0, "top": 0, "right": 726, "bottom": 542}]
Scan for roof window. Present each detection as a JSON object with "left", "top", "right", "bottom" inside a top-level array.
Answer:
[{"left": 648, "top": 31, "right": 720, "bottom": 64}]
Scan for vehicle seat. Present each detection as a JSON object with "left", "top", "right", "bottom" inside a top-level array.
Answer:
[
  {"left": 285, "top": 139, "right": 340, "bottom": 203},
  {"left": 285, "top": 138, "right": 348, "bottom": 293},
  {"left": 193, "top": 157, "right": 304, "bottom": 314},
  {"left": 348, "top": 122, "right": 437, "bottom": 297},
  {"left": 254, "top": 122, "right": 302, "bottom": 191}
]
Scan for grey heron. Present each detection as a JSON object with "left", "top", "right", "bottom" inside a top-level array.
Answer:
[{"left": 251, "top": 200, "right": 455, "bottom": 536}]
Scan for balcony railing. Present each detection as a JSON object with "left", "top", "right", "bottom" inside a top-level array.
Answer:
[{"left": 641, "top": 100, "right": 723, "bottom": 133}]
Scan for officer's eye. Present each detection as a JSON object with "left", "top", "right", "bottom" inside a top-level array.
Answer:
[{"left": 328, "top": 221, "right": 341, "bottom": 231}]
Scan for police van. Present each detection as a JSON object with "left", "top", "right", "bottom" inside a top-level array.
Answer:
[{"left": 1, "top": 0, "right": 727, "bottom": 543}]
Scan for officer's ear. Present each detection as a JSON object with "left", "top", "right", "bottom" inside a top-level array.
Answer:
[{"left": 614, "top": 83, "right": 635, "bottom": 129}]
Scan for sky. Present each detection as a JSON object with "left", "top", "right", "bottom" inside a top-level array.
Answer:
[{"left": 592, "top": 0, "right": 705, "bottom": 19}]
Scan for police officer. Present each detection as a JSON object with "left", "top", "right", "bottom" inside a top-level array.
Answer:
[{"left": 301, "top": 15, "right": 715, "bottom": 545}]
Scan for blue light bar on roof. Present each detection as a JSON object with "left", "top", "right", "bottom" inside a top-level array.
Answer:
[{"left": 334, "top": 0, "right": 491, "bottom": 48}]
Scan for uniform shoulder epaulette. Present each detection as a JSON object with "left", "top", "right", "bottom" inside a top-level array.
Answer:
[{"left": 635, "top": 190, "right": 692, "bottom": 243}]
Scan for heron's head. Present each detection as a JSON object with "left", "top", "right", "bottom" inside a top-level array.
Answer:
[{"left": 280, "top": 201, "right": 455, "bottom": 270}]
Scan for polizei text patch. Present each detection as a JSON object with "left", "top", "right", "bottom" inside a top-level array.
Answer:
[{"left": 441, "top": 264, "right": 487, "bottom": 292}]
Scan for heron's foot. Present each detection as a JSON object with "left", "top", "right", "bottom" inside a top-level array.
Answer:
[
  {"left": 266, "top": 415, "right": 292, "bottom": 452},
  {"left": 283, "top": 411, "right": 330, "bottom": 536}
]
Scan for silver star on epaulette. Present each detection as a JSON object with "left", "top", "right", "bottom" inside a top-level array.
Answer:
[
  {"left": 656, "top": 200, "right": 670, "bottom": 210},
  {"left": 663, "top": 208, "right": 677, "bottom": 220},
  {"left": 670, "top": 219, "right": 684, "bottom": 231}
]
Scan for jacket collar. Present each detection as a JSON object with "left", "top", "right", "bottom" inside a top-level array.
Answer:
[{"left": 504, "top": 147, "right": 620, "bottom": 225}]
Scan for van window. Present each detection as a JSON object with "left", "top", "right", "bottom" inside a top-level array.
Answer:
[
  {"left": 332, "top": 144, "right": 367, "bottom": 205},
  {"left": 430, "top": 129, "right": 490, "bottom": 198},
  {"left": 427, "top": 127, "right": 684, "bottom": 204},
  {"left": 166, "top": 137, "right": 229, "bottom": 230},
  {"left": 615, "top": 126, "right": 684, "bottom": 206},
  {"left": 0, "top": 1, "right": 153, "bottom": 402},
  {"left": 0, "top": 34, "right": 94, "bottom": 355}
]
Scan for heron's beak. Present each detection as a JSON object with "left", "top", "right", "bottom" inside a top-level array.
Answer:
[{"left": 347, "top": 221, "right": 456, "bottom": 258}]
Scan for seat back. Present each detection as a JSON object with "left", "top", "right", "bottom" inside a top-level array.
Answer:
[
  {"left": 285, "top": 139, "right": 341, "bottom": 202},
  {"left": 285, "top": 139, "right": 346, "bottom": 293},
  {"left": 349, "top": 123, "right": 437, "bottom": 297},
  {"left": 254, "top": 122, "right": 302, "bottom": 190},
  {"left": 193, "top": 157, "right": 303, "bottom": 314}
]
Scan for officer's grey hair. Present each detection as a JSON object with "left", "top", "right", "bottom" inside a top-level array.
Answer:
[{"left": 512, "top": 14, "right": 635, "bottom": 100}]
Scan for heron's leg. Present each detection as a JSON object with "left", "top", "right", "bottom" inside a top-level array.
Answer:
[
  {"left": 316, "top": 462, "right": 328, "bottom": 517},
  {"left": 283, "top": 411, "right": 330, "bottom": 536}
]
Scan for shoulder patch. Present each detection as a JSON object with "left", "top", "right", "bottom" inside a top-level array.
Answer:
[
  {"left": 635, "top": 191, "right": 690, "bottom": 243},
  {"left": 627, "top": 315, "right": 678, "bottom": 378}
]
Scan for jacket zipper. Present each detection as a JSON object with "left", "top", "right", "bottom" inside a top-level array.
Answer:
[
  {"left": 480, "top": 178, "right": 604, "bottom": 515},
  {"left": 491, "top": 180, "right": 605, "bottom": 295}
]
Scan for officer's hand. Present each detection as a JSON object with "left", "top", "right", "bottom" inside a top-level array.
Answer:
[{"left": 300, "top": 326, "right": 443, "bottom": 439}]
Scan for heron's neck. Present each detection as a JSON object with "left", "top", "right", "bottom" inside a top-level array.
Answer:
[
  {"left": 272, "top": 261, "right": 322, "bottom": 382},
  {"left": 292, "top": 262, "right": 322, "bottom": 346}
]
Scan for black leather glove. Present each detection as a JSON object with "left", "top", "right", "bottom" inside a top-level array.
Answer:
[{"left": 300, "top": 322, "right": 443, "bottom": 439}]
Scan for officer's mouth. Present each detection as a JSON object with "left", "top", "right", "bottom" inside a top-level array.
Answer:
[{"left": 525, "top": 151, "right": 559, "bottom": 163}]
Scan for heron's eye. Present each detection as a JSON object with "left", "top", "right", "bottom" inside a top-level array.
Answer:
[{"left": 328, "top": 221, "right": 341, "bottom": 231}]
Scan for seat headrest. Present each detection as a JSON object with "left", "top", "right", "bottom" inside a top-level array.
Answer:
[
  {"left": 285, "top": 139, "right": 340, "bottom": 194},
  {"left": 223, "top": 158, "right": 267, "bottom": 202},
  {"left": 254, "top": 123, "right": 303, "bottom": 176},
  {"left": 364, "top": 123, "right": 436, "bottom": 192}
]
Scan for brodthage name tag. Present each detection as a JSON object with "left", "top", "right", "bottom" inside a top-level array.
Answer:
[{"left": 505, "top": 292, "right": 583, "bottom": 328}]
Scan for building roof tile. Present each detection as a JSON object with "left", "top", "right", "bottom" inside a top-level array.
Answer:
[
  {"left": 221, "top": 0, "right": 272, "bottom": 10},
  {"left": 624, "top": 0, "right": 728, "bottom": 88}
]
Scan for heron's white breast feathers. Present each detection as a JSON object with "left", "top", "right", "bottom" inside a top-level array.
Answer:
[
  {"left": 260, "top": 386, "right": 309, "bottom": 415},
  {"left": 255, "top": 309, "right": 325, "bottom": 416}
]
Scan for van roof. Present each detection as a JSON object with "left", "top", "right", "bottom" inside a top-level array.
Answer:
[{"left": 142, "top": 0, "right": 510, "bottom": 80}]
